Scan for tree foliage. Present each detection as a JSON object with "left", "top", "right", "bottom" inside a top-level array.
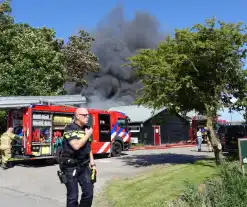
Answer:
[
  {"left": 0, "top": 0, "right": 100, "bottom": 96},
  {"left": 63, "top": 30, "right": 99, "bottom": 85},
  {"left": 0, "top": 1, "right": 66, "bottom": 96},
  {"left": 128, "top": 18, "right": 247, "bottom": 164},
  {"left": 232, "top": 68, "right": 247, "bottom": 121},
  {"left": 128, "top": 18, "right": 247, "bottom": 115}
]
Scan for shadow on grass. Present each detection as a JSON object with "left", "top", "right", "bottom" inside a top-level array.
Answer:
[
  {"left": 119, "top": 153, "right": 215, "bottom": 168},
  {"left": 194, "top": 158, "right": 216, "bottom": 168}
]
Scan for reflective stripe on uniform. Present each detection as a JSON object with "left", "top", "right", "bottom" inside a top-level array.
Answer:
[{"left": 64, "top": 130, "right": 85, "bottom": 139}]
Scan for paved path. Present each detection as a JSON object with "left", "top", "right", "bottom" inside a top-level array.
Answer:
[{"left": 0, "top": 145, "right": 213, "bottom": 206}]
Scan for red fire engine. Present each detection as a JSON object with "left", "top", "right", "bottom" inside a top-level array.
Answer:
[
  {"left": 189, "top": 115, "right": 229, "bottom": 142},
  {"left": 1, "top": 95, "right": 131, "bottom": 161}
]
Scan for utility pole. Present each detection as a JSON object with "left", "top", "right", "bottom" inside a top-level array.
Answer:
[{"left": 229, "top": 108, "right": 232, "bottom": 125}]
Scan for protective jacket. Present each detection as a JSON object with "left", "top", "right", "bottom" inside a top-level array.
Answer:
[
  {"left": 0, "top": 132, "right": 16, "bottom": 150},
  {"left": 59, "top": 122, "right": 91, "bottom": 170}
]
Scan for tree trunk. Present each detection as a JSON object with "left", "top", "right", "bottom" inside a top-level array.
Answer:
[{"left": 206, "top": 116, "right": 223, "bottom": 165}]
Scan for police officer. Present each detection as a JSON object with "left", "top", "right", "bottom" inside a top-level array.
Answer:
[
  {"left": 59, "top": 108, "right": 96, "bottom": 207},
  {"left": 0, "top": 127, "right": 16, "bottom": 169}
]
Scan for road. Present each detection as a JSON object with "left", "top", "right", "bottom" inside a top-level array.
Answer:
[{"left": 0, "top": 145, "right": 213, "bottom": 206}]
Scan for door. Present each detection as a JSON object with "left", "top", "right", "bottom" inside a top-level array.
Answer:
[
  {"left": 153, "top": 125, "right": 161, "bottom": 145},
  {"left": 98, "top": 114, "right": 111, "bottom": 142}
]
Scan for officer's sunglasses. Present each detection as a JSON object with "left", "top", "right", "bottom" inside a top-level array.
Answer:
[{"left": 78, "top": 114, "right": 89, "bottom": 118}]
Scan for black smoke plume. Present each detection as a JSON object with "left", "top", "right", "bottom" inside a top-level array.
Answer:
[{"left": 66, "top": 5, "right": 163, "bottom": 109}]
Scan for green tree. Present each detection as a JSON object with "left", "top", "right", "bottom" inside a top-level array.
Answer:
[
  {"left": 0, "top": 0, "right": 12, "bottom": 24},
  {"left": 0, "top": 0, "right": 66, "bottom": 96},
  {"left": 128, "top": 18, "right": 247, "bottom": 164},
  {"left": 0, "top": 0, "right": 100, "bottom": 96},
  {"left": 232, "top": 69, "right": 247, "bottom": 123},
  {"left": 63, "top": 30, "right": 100, "bottom": 86}
]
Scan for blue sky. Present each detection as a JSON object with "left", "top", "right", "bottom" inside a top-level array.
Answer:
[{"left": 10, "top": 0, "right": 247, "bottom": 121}]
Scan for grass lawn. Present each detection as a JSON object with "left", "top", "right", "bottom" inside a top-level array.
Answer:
[{"left": 105, "top": 159, "right": 219, "bottom": 207}]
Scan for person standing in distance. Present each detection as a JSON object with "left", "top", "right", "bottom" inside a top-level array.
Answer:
[
  {"left": 196, "top": 128, "right": 203, "bottom": 152},
  {"left": 59, "top": 108, "right": 96, "bottom": 207}
]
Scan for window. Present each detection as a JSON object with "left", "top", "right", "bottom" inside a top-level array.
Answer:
[
  {"left": 226, "top": 126, "right": 245, "bottom": 137},
  {"left": 98, "top": 114, "right": 111, "bottom": 142},
  {"left": 129, "top": 125, "right": 140, "bottom": 132},
  {"left": 118, "top": 118, "right": 126, "bottom": 128},
  {"left": 99, "top": 114, "right": 110, "bottom": 126}
]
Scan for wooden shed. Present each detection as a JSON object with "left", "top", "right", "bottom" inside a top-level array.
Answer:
[{"left": 109, "top": 105, "right": 190, "bottom": 145}]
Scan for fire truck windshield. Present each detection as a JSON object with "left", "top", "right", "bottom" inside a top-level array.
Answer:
[{"left": 118, "top": 118, "right": 128, "bottom": 130}]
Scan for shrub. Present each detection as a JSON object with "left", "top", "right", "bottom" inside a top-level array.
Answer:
[
  {"left": 0, "top": 110, "right": 7, "bottom": 134},
  {"left": 168, "top": 161, "right": 247, "bottom": 207}
]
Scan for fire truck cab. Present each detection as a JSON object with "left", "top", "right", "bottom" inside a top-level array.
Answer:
[{"left": 1, "top": 96, "right": 131, "bottom": 162}]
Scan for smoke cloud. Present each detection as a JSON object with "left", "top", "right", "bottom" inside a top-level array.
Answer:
[{"left": 67, "top": 5, "right": 164, "bottom": 109}]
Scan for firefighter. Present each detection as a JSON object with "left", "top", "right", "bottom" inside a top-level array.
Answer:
[
  {"left": 58, "top": 108, "right": 96, "bottom": 207},
  {"left": 0, "top": 127, "right": 16, "bottom": 169}
]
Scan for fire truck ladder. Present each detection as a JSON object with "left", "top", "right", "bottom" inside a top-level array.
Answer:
[{"left": 0, "top": 95, "right": 87, "bottom": 109}]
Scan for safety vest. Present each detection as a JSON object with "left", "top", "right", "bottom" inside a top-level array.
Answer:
[{"left": 59, "top": 122, "right": 91, "bottom": 170}]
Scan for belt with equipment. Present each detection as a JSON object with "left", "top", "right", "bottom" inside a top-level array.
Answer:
[{"left": 57, "top": 157, "right": 91, "bottom": 184}]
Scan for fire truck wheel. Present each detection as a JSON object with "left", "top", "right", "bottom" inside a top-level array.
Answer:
[{"left": 111, "top": 141, "right": 122, "bottom": 157}]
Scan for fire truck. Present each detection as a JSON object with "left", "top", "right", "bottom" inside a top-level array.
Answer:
[
  {"left": 0, "top": 95, "right": 131, "bottom": 162},
  {"left": 189, "top": 115, "right": 229, "bottom": 142}
]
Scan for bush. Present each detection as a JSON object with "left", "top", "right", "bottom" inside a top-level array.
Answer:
[
  {"left": 169, "top": 161, "right": 247, "bottom": 207},
  {"left": 0, "top": 110, "right": 7, "bottom": 134}
]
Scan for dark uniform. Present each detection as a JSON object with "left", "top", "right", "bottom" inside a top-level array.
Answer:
[{"left": 59, "top": 122, "right": 94, "bottom": 207}]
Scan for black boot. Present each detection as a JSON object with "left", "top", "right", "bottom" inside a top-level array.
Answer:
[
  {"left": 1, "top": 163, "right": 8, "bottom": 169},
  {"left": 7, "top": 162, "right": 13, "bottom": 168}
]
